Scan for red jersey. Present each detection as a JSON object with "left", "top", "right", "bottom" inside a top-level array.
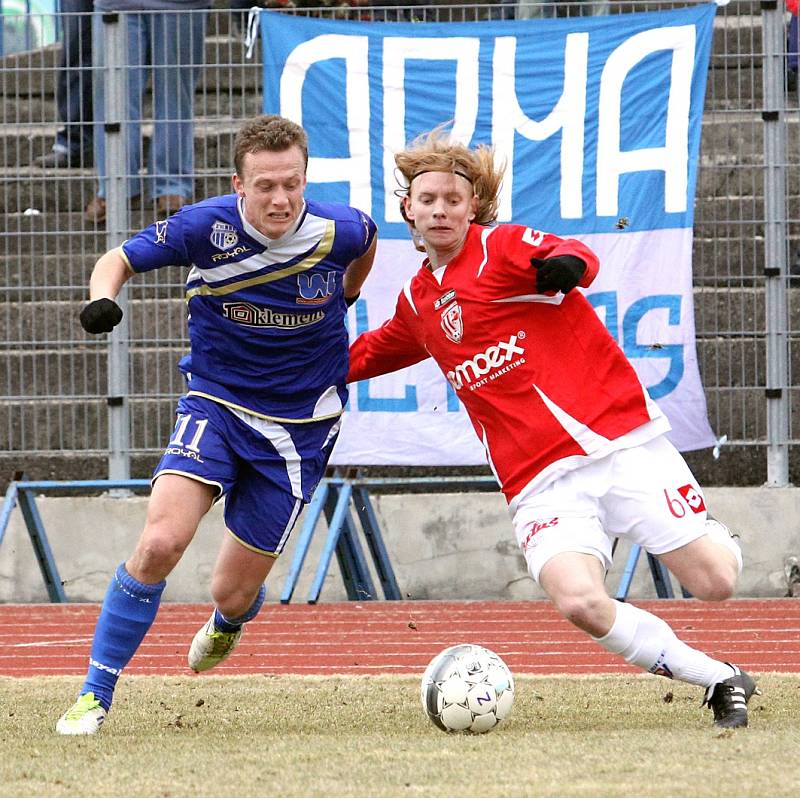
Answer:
[{"left": 348, "top": 224, "right": 670, "bottom": 508}]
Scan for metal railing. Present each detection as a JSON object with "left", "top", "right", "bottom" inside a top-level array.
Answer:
[{"left": 1, "top": 2, "right": 798, "bottom": 485}]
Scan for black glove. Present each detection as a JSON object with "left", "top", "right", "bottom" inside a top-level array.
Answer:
[
  {"left": 79, "top": 298, "right": 123, "bottom": 334},
  {"left": 532, "top": 255, "right": 586, "bottom": 294},
  {"left": 345, "top": 292, "right": 360, "bottom": 308}
]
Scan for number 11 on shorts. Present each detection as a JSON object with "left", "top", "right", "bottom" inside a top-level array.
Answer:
[{"left": 169, "top": 414, "right": 208, "bottom": 453}]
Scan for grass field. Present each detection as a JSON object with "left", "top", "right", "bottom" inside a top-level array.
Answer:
[{"left": 2, "top": 674, "right": 799, "bottom": 798}]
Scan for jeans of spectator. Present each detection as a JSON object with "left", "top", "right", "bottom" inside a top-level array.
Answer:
[
  {"left": 789, "top": 14, "right": 798, "bottom": 73},
  {"left": 516, "top": 0, "right": 610, "bottom": 19},
  {"left": 91, "top": 9, "right": 207, "bottom": 201},
  {"left": 54, "top": 0, "right": 93, "bottom": 157}
]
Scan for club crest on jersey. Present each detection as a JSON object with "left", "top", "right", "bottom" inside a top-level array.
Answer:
[
  {"left": 434, "top": 289, "right": 456, "bottom": 310},
  {"left": 210, "top": 221, "right": 238, "bottom": 251},
  {"left": 440, "top": 302, "right": 463, "bottom": 344}
]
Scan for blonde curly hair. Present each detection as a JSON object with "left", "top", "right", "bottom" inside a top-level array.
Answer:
[{"left": 395, "top": 128, "right": 505, "bottom": 225}]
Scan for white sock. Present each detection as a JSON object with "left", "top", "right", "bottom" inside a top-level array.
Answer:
[
  {"left": 705, "top": 518, "right": 743, "bottom": 575},
  {"left": 592, "top": 601, "right": 734, "bottom": 687}
]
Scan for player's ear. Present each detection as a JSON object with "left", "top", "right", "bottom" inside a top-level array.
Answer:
[
  {"left": 468, "top": 194, "right": 478, "bottom": 222},
  {"left": 402, "top": 195, "right": 415, "bottom": 221},
  {"left": 232, "top": 173, "right": 244, "bottom": 197}
]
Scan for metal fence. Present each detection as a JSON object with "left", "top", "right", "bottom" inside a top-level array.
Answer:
[{"left": 1, "top": 1, "right": 798, "bottom": 486}]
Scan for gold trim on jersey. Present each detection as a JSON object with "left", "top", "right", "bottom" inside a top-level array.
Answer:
[
  {"left": 151, "top": 469, "right": 224, "bottom": 498},
  {"left": 226, "top": 527, "right": 280, "bottom": 558},
  {"left": 184, "top": 219, "right": 336, "bottom": 301},
  {"left": 186, "top": 390, "right": 344, "bottom": 425},
  {"left": 117, "top": 246, "right": 136, "bottom": 276}
]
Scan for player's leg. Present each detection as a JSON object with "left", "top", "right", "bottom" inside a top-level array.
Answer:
[
  {"left": 530, "top": 530, "right": 743, "bottom": 688},
  {"left": 187, "top": 410, "right": 341, "bottom": 672},
  {"left": 657, "top": 519, "right": 741, "bottom": 601},
  {"left": 602, "top": 437, "right": 756, "bottom": 726},
  {"left": 187, "top": 533, "right": 276, "bottom": 672},
  {"left": 56, "top": 474, "right": 215, "bottom": 735},
  {"left": 534, "top": 544, "right": 753, "bottom": 727},
  {"left": 56, "top": 396, "right": 235, "bottom": 734}
]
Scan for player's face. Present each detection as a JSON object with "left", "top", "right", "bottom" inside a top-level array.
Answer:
[
  {"left": 233, "top": 146, "right": 307, "bottom": 239},
  {"left": 404, "top": 172, "right": 477, "bottom": 259}
]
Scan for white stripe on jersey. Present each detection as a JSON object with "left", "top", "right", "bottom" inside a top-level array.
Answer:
[
  {"left": 186, "top": 217, "right": 335, "bottom": 298},
  {"left": 491, "top": 293, "right": 567, "bottom": 305},
  {"left": 228, "top": 407, "right": 303, "bottom": 500},
  {"left": 476, "top": 226, "right": 497, "bottom": 277},
  {"left": 194, "top": 214, "right": 331, "bottom": 283},
  {"left": 402, "top": 278, "right": 419, "bottom": 315},
  {"left": 477, "top": 420, "right": 501, "bottom": 484},
  {"left": 533, "top": 383, "right": 612, "bottom": 453},
  {"left": 275, "top": 498, "right": 303, "bottom": 555},
  {"left": 321, "top": 416, "right": 342, "bottom": 448}
]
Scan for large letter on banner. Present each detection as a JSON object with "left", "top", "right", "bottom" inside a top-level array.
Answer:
[{"left": 259, "top": 5, "right": 718, "bottom": 466}]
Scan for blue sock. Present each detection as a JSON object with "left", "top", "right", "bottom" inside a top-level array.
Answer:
[
  {"left": 213, "top": 584, "right": 266, "bottom": 632},
  {"left": 81, "top": 564, "right": 165, "bottom": 711}
]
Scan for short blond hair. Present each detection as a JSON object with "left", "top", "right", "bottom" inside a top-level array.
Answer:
[{"left": 395, "top": 128, "right": 504, "bottom": 225}]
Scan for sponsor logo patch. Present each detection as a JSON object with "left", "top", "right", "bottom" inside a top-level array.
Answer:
[
  {"left": 222, "top": 301, "right": 325, "bottom": 329},
  {"left": 434, "top": 289, "right": 456, "bottom": 310},
  {"left": 677, "top": 484, "right": 706, "bottom": 513},
  {"left": 210, "top": 244, "right": 252, "bottom": 262},
  {"left": 446, "top": 334, "right": 526, "bottom": 391},
  {"left": 154, "top": 219, "right": 168, "bottom": 244},
  {"left": 165, "top": 446, "right": 205, "bottom": 463},
  {"left": 297, "top": 271, "right": 336, "bottom": 305},
  {"left": 521, "top": 517, "right": 559, "bottom": 550},
  {"left": 89, "top": 657, "right": 123, "bottom": 676},
  {"left": 649, "top": 650, "right": 674, "bottom": 679}
]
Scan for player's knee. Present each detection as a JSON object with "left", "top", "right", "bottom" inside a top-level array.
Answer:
[
  {"left": 130, "top": 533, "right": 188, "bottom": 579},
  {"left": 690, "top": 568, "right": 735, "bottom": 602},
  {"left": 211, "top": 581, "right": 257, "bottom": 618},
  {"left": 552, "top": 592, "right": 609, "bottom": 631}
]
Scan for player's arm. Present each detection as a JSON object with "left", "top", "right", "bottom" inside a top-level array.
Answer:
[
  {"left": 79, "top": 247, "right": 135, "bottom": 334},
  {"left": 348, "top": 293, "right": 429, "bottom": 383},
  {"left": 510, "top": 228, "right": 599, "bottom": 294},
  {"left": 342, "top": 234, "right": 377, "bottom": 307}
]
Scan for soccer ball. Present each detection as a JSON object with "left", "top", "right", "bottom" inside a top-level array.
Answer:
[{"left": 420, "top": 644, "right": 515, "bottom": 733}]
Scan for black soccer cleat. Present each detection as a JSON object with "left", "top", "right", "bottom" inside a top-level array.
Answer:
[{"left": 702, "top": 664, "right": 760, "bottom": 728}]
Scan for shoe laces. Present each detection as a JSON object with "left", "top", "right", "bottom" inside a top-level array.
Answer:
[
  {"left": 64, "top": 693, "right": 102, "bottom": 719},
  {"left": 207, "top": 628, "right": 240, "bottom": 655}
]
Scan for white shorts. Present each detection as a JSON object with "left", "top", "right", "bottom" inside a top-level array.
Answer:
[{"left": 512, "top": 436, "right": 709, "bottom": 583}]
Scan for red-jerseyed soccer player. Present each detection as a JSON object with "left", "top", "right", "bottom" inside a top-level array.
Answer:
[{"left": 348, "top": 130, "right": 758, "bottom": 728}]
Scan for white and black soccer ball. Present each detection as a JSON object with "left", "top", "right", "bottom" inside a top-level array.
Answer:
[{"left": 420, "top": 643, "right": 515, "bottom": 734}]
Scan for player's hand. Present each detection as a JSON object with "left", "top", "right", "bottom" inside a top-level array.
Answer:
[
  {"left": 79, "top": 298, "right": 123, "bottom": 334},
  {"left": 345, "top": 292, "right": 360, "bottom": 308},
  {"left": 531, "top": 255, "right": 587, "bottom": 294}
]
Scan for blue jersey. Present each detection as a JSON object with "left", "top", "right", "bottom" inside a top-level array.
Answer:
[{"left": 122, "top": 194, "right": 376, "bottom": 421}]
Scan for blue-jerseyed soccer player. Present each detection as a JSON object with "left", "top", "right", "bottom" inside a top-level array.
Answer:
[{"left": 56, "top": 115, "right": 377, "bottom": 735}]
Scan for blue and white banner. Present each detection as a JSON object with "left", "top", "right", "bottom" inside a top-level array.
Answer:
[{"left": 260, "top": 5, "right": 718, "bottom": 465}]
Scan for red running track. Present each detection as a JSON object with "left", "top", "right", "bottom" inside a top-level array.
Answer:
[{"left": 1, "top": 599, "right": 798, "bottom": 678}]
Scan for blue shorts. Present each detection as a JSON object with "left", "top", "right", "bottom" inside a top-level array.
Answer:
[{"left": 153, "top": 394, "right": 341, "bottom": 556}]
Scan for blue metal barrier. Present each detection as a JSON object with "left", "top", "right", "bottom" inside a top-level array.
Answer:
[
  {"left": 0, "top": 474, "right": 682, "bottom": 603},
  {"left": 0, "top": 476, "right": 404, "bottom": 605},
  {"left": 0, "top": 478, "right": 151, "bottom": 602}
]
